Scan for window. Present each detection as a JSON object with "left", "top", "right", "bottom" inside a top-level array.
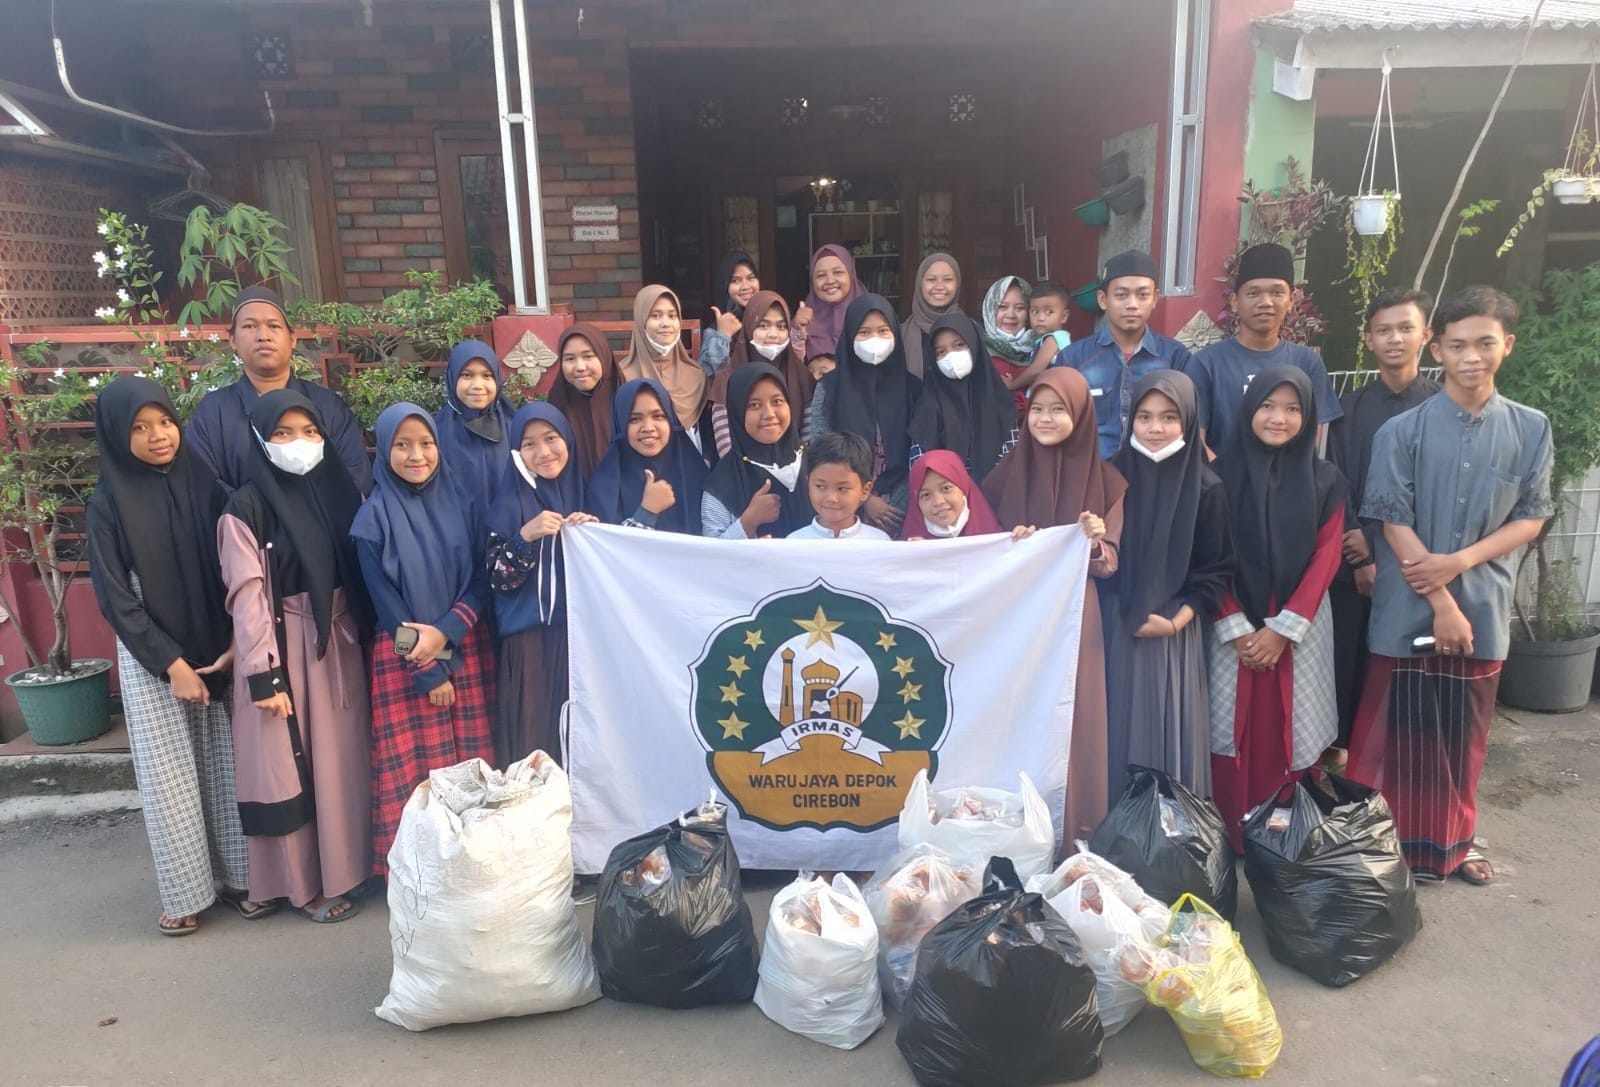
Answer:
[
  {"left": 253, "top": 144, "right": 337, "bottom": 304},
  {"left": 1163, "top": 0, "right": 1210, "bottom": 296}
]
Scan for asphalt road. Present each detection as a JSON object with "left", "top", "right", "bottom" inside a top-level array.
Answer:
[{"left": 3, "top": 704, "right": 1597, "bottom": 1087}]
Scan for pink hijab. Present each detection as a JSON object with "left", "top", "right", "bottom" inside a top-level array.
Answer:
[
  {"left": 802, "top": 243, "right": 867, "bottom": 361},
  {"left": 901, "top": 449, "right": 1006, "bottom": 540}
]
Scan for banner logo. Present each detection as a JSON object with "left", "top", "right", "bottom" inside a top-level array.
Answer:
[{"left": 690, "top": 580, "right": 952, "bottom": 831}]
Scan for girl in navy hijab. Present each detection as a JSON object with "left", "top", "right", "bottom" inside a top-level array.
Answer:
[
  {"left": 434, "top": 339, "right": 517, "bottom": 506},
  {"left": 351, "top": 403, "right": 494, "bottom": 874},
  {"left": 487, "top": 402, "right": 597, "bottom": 766},
  {"left": 587, "top": 378, "right": 709, "bottom": 534}
]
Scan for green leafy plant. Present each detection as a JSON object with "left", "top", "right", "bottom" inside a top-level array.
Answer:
[
  {"left": 176, "top": 202, "right": 299, "bottom": 328},
  {"left": 1499, "top": 262, "right": 1600, "bottom": 641},
  {"left": 1497, "top": 133, "right": 1600, "bottom": 257},
  {"left": 0, "top": 343, "right": 99, "bottom": 676},
  {"left": 1341, "top": 191, "right": 1403, "bottom": 366},
  {"left": 1429, "top": 198, "right": 1499, "bottom": 308}
]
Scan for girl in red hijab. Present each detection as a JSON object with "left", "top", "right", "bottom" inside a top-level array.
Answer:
[{"left": 902, "top": 449, "right": 1013, "bottom": 540}]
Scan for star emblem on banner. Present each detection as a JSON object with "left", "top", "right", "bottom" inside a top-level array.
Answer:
[
  {"left": 719, "top": 681, "right": 744, "bottom": 705},
  {"left": 794, "top": 606, "right": 844, "bottom": 648},
  {"left": 876, "top": 631, "right": 897, "bottom": 651},
  {"left": 719, "top": 712, "right": 748, "bottom": 740},
  {"left": 898, "top": 680, "right": 922, "bottom": 703},
  {"left": 743, "top": 629, "right": 765, "bottom": 650},
  {"left": 895, "top": 711, "right": 925, "bottom": 739},
  {"left": 726, "top": 655, "right": 750, "bottom": 678},
  {"left": 892, "top": 656, "right": 916, "bottom": 679}
]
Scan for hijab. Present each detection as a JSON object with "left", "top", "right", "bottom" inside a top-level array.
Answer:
[
  {"left": 802, "top": 243, "right": 867, "bottom": 361},
  {"left": 547, "top": 322, "right": 622, "bottom": 478},
  {"left": 901, "top": 449, "right": 1005, "bottom": 540},
  {"left": 228, "top": 390, "right": 369, "bottom": 656},
  {"left": 88, "top": 376, "right": 231, "bottom": 666},
  {"left": 487, "top": 402, "right": 586, "bottom": 635},
  {"left": 902, "top": 252, "right": 965, "bottom": 379},
  {"left": 711, "top": 251, "right": 757, "bottom": 318},
  {"left": 703, "top": 362, "right": 813, "bottom": 537},
  {"left": 587, "top": 378, "right": 709, "bottom": 535},
  {"left": 350, "top": 403, "right": 481, "bottom": 626},
  {"left": 715, "top": 291, "right": 816, "bottom": 418},
  {"left": 908, "top": 313, "right": 1017, "bottom": 481},
  {"left": 823, "top": 293, "right": 916, "bottom": 492},
  {"left": 1109, "top": 370, "right": 1214, "bottom": 625},
  {"left": 619, "top": 284, "right": 707, "bottom": 432},
  {"left": 435, "top": 339, "right": 517, "bottom": 501},
  {"left": 1215, "top": 364, "right": 1346, "bottom": 627},
  {"left": 982, "top": 367, "right": 1127, "bottom": 529},
  {"left": 981, "top": 275, "right": 1037, "bottom": 363}
]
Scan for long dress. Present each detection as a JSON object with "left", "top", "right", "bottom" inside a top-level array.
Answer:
[
  {"left": 1104, "top": 481, "right": 1232, "bottom": 799},
  {"left": 1070, "top": 501, "right": 1123, "bottom": 843},
  {"left": 1206, "top": 511, "right": 1343, "bottom": 852},
  {"left": 217, "top": 516, "right": 372, "bottom": 908}
]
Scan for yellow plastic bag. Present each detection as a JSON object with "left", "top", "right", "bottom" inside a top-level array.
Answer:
[{"left": 1143, "top": 894, "right": 1282, "bottom": 1078}]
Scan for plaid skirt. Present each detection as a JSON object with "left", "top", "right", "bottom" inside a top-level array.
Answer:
[{"left": 369, "top": 621, "right": 495, "bottom": 875}]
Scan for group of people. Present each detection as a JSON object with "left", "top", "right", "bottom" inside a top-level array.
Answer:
[{"left": 86, "top": 237, "right": 1553, "bottom": 938}]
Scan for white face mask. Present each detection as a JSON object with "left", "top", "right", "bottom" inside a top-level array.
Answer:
[
  {"left": 925, "top": 503, "right": 971, "bottom": 538},
  {"left": 262, "top": 436, "right": 325, "bottom": 476},
  {"left": 854, "top": 336, "right": 895, "bottom": 366},
  {"left": 647, "top": 334, "right": 677, "bottom": 356},
  {"left": 753, "top": 340, "right": 786, "bottom": 361},
  {"left": 1132, "top": 435, "right": 1186, "bottom": 463},
  {"left": 936, "top": 349, "right": 974, "bottom": 380}
]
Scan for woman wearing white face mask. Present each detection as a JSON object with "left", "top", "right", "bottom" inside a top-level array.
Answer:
[
  {"left": 708, "top": 292, "right": 816, "bottom": 458},
  {"left": 619, "top": 284, "right": 717, "bottom": 464},
  {"left": 805, "top": 293, "right": 921, "bottom": 536},
  {"left": 1104, "top": 370, "right": 1234, "bottom": 799},
  {"left": 908, "top": 314, "right": 1019, "bottom": 483},
  {"left": 216, "top": 390, "right": 375, "bottom": 924}
]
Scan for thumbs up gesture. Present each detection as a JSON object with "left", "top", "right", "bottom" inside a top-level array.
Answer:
[
  {"left": 712, "top": 306, "right": 742, "bottom": 338},
  {"left": 793, "top": 300, "right": 814, "bottom": 330},
  {"left": 641, "top": 468, "right": 676, "bottom": 514},
  {"left": 741, "top": 478, "right": 783, "bottom": 534}
]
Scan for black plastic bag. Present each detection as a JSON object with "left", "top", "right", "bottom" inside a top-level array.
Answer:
[
  {"left": 592, "top": 800, "right": 759, "bottom": 1007},
  {"left": 1242, "top": 772, "right": 1422, "bottom": 987},
  {"left": 1089, "top": 765, "right": 1238, "bottom": 919},
  {"left": 896, "top": 857, "right": 1103, "bottom": 1086}
]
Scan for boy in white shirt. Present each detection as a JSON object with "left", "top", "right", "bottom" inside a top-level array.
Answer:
[{"left": 788, "top": 431, "right": 892, "bottom": 540}]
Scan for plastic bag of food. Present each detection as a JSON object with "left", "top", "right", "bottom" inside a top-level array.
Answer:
[
  {"left": 592, "top": 796, "right": 759, "bottom": 1008},
  {"left": 897, "top": 768, "right": 1056, "bottom": 882},
  {"left": 375, "top": 753, "right": 600, "bottom": 1030},
  {"left": 754, "top": 873, "right": 883, "bottom": 1049},
  {"left": 896, "top": 858, "right": 1103, "bottom": 1086},
  {"left": 1027, "top": 845, "right": 1170, "bottom": 1035},
  {"left": 1243, "top": 772, "right": 1422, "bottom": 987},
  {"left": 1136, "top": 894, "right": 1281, "bottom": 1078},
  {"left": 863, "top": 843, "right": 983, "bottom": 1009},
  {"left": 1090, "top": 766, "right": 1238, "bottom": 919}
]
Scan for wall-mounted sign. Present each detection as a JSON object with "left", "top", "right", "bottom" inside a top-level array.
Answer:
[
  {"left": 574, "top": 223, "right": 620, "bottom": 242},
  {"left": 572, "top": 204, "right": 619, "bottom": 223}
]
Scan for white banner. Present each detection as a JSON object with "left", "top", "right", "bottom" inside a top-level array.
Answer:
[{"left": 563, "top": 523, "right": 1090, "bottom": 873}]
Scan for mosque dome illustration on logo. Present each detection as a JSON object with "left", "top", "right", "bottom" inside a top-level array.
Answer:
[{"left": 691, "top": 580, "right": 952, "bottom": 831}]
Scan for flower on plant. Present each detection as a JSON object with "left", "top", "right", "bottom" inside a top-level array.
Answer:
[
  {"left": 114, "top": 244, "right": 126, "bottom": 256},
  {"left": 114, "top": 259, "right": 127, "bottom": 271},
  {"left": 92, "top": 251, "right": 109, "bottom": 266},
  {"left": 208, "top": 332, "right": 221, "bottom": 343},
  {"left": 88, "top": 375, "right": 100, "bottom": 387},
  {"left": 117, "top": 289, "right": 130, "bottom": 303},
  {"left": 96, "top": 222, "right": 109, "bottom": 236},
  {"left": 94, "top": 306, "right": 116, "bottom": 319},
  {"left": 52, "top": 367, "right": 66, "bottom": 379}
]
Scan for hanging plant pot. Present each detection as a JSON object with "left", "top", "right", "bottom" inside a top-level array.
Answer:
[
  {"left": 1351, "top": 193, "right": 1396, "bottom": 236},
  {"left": 1105, "top": 176, "right": 1146, "bottom": 216},
  {"left": 5, "top": 659, "right": 113, "bottom": 746},
  {"left": 1094, "top": 150, "right": 1130, "bottom": 189},
  {"left": 1074, "top": 197, "right": 1110, "bottom": 228},
  {"left": 1069, "top": 281, "right": 1103, "bottom": 314},
  {"left": 1552, "top": 176, "right": 1599, "bottom": 205}
]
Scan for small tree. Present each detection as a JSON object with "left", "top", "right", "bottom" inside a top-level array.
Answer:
[
  {"left": 1499, "top": 262, "right": 1600, "bottom": 640},
  {"left": 175, "top": 202, "right": 299, "bottom": 328}
]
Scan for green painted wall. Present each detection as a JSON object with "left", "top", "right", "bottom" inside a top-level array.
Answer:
[{"left": 1241, "top": 50, "right": 1318, "bottom": 239}]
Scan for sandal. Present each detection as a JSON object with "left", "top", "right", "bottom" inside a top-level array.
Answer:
[
  {"left": 219, "top": 888, "right": 282, "bottom": 920},
  {"left": 1454, "top": 847, "right": 1494, "bottom": 886},
  {"left": 298, "top": 896, "right": 359, "bottom": 924},
  {"left": 158, "top": 914, "right": 199, "bottom": 937}
]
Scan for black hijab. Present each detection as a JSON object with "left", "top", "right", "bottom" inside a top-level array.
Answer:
[
  {"left": 908, "top": 312, "right": 1016, "bottom": 481},
  {"left": 88, "top": 376, "right": 232, "bottom": 667},
  {"left": 225, "top": 390, "right": 370, "bottom": 655},
  {"left": 712, "top": 251, "right": 757, "bottom": 317},
  {"left": 822, "top": 293, "right": 916, "bottom": 492},
  {"left": 1215, "top": 365, "right": 1346, "bottom": 626},
  {"left": 703, "top": 362, "right": 812, "bottom": 536},
  {"left": 1110, "top": 370, "right": 1214, "bottom": 625},
  {"left": 587, "top": 378, "right": 709, "bottom": 535}
]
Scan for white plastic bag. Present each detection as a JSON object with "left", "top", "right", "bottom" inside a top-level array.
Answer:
[
  {"left": 862, "top": 843, "right": 983, "bottom": 1008},
  {"left": 754, "top": 873, "right": 883, "bottom": 1049},
  {"left": 375, "top": 753, "right": 601, "bottom": 1030},
  {"left": 1028, "top": 844, "right": 1172, "bottom": 1035},
  {"left": 896, "top": 768, "right": 1056, "bottom": 882}
]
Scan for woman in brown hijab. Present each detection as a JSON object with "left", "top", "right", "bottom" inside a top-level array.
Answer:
[
  {"left": 547, "top": 322, "right": 623, "bottom": 478},
  {"left": 709, "top": 291, "right": 816, "bottom": 455},
  {"left": 901, "top": 252, "right": 966, "bottom": 380},
  {"left": 983, "top": 367, "right": 1128, "bottom": 841},
  {"left": 618, "top": 284, "right": 716, "bottom": 463}
]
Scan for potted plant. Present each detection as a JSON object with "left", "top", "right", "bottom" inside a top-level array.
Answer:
[
  {"left": 1342, "top": 192, "right": 1403, "bottom": 364},
  {"left": 1495, "top": 261, "right": 1600, "bottom": 712},
  {"left": 1073, "top": 197, "right": 1110, "bottom": 229},
  {"left": 1352, "top": 57, "right": 1402, "bottom": 236},
  {"left": 1498, "top": 65, "right": 1600, "bottom": 254},
  {"left": 0, "top": 344, "right": 112, "bottom": 744}
]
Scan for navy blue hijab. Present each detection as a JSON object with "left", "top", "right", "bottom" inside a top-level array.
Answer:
[
  {"left": 587, "top": 378, "right": 708, "bottom": 535},
  {"left": 351, "top": 403, "right": 481, "bottom": 623},
  {"left": 434, "top": 339, "right": 516, "bottom": 505},
  {"left": 489, "top": 402, "right": 586, "bottom": 635}
]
